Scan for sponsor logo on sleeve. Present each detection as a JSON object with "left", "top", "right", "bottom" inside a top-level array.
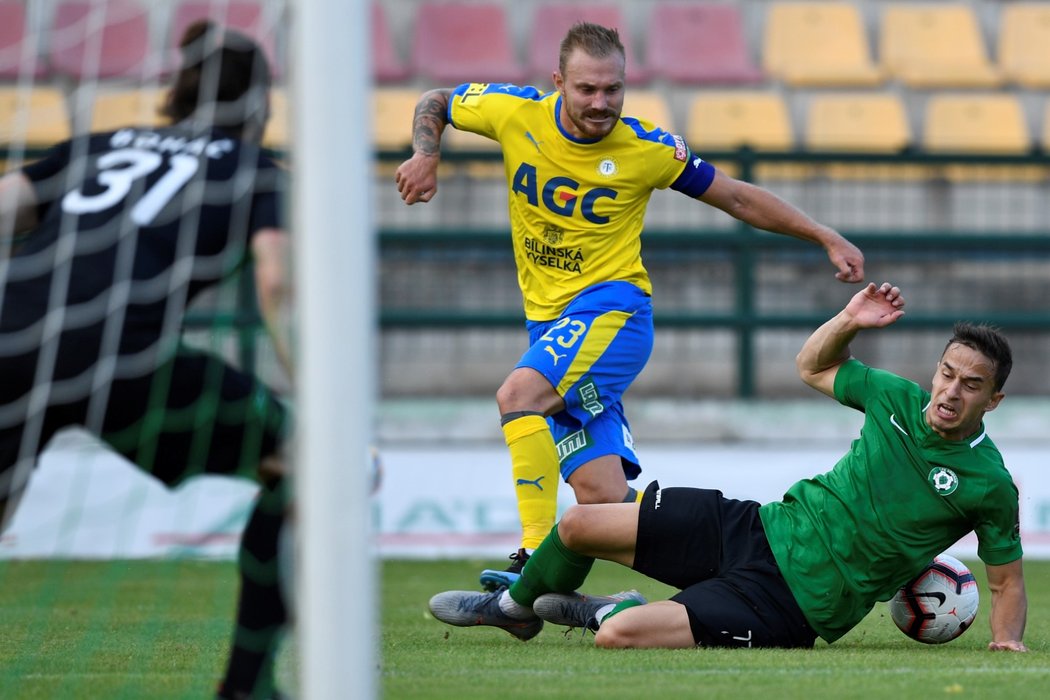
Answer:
[
  {"left": 461, "top": 83, "right": 490, "bottom": 102},
  {"left": 672, "top": 134, "right": 688, "bottom": 162}
]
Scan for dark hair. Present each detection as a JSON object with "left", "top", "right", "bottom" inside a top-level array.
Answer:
[
  {"left": 943, "top": 322, "right": 1013, "bottom": 392},
  {"left": 558, "top": 22, "right": 625, "bottom": 76},
  {"left": 162, "top": 20, "right": 272, "bottom": 137}
]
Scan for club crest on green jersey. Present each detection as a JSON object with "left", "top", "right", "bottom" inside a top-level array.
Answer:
[{"left": 928, "top": 467, "right": 960, "bottom": 495}]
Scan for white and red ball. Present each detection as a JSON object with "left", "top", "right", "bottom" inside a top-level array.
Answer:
[{"left": 889, "top": 554, "right": 979, "bottom": 644}]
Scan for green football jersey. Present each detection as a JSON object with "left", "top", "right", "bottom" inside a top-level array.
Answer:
[{"left": 759, "top": 359, "right": 1022, "bottom": 643}]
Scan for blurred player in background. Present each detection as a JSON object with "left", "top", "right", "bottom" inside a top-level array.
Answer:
[
  {"left": 0, "top": 21, "right": 292, "bottom": 700},
  {"left": 395, "top": 22, "right": 866, "bottom": 589},
  {"left": 428, "top": 283, "right": 1028, "bottom": 653}
]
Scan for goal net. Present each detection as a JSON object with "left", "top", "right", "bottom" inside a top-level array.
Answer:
[{"left": 0, "top": 1, "right": 375, "bottom": 697}]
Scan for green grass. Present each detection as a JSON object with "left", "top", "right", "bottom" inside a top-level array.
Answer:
[{"left": 1, "top": 558, "right": 1048, "bottom": 698}]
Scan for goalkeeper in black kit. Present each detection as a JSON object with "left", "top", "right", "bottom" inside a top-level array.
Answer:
[{"left": 0, "top": 21, "right": 292, "bottom": 700}]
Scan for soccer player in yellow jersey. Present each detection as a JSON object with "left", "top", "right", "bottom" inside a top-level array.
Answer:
[{"left": 396, "top": 22, "right": 865, "bottom": 589}]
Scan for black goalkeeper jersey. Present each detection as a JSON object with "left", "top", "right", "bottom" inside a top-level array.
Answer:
[{"left": 1, "top": 124, "right": 284, "bottom": 347}]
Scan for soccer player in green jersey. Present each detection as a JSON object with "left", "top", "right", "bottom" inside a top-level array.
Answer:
[
  {"left": 395, "top": 22, "right": 866, "bottom": 590},
  {"left": 428, "top": 282, "right": 1028, "bottom": 652}
]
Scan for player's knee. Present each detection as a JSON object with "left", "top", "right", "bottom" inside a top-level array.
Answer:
[
  {"left": 554, "top": 505, "right": 588, "bottom": 549},
  {"left": 594, "top": 616, "right": 635, "bottom": 648},
  {"left": 568, "top": 472, "right": 625, "bottom": 504},
  {"left": 555, "top": 505, "right": 595, "bottom": 550},
  {"left": 496, "top": 369, "right": 559, "bottom": 415}
]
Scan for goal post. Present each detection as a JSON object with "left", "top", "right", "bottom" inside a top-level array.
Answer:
[{"left": 291, "top": 0, "right": 377, "bottom": 698}]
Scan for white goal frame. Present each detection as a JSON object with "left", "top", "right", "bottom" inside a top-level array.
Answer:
[{"left": 291, "top": 0, "right": 376, "bottom": 698}]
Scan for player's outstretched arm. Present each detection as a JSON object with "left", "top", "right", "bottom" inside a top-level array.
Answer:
[
  {"left": 395, "top": 88, "right": 452, "bottom": 205},
  {"left": 796, "top": 282, "right": 905, "bottom": 397},
  {"left": 986, "top": 559, "right": 1028, "bottom": 652},
  {"left": 698, "top": 170, "right": 864, "bottom": 283}
]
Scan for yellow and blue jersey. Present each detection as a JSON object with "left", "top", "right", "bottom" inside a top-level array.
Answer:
[{"left": 448, "top": 82, "right": 715, "bottom": 321}]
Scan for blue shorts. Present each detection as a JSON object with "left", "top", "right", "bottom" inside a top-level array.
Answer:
[{"left": 518, "top": 281, "right": 653, "bottom": 482}]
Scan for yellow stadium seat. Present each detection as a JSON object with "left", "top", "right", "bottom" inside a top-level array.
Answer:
[
  {"left": 924, "top": 94, "right": 1038, "bottom": 181},
  {"left": 263, "top": 87, "right": 289, "bottom": 150},
  {"left": 372, "top": 89, "right": 417, "bottom": 151},
  {"left": 442, "top": 123, "right": 502, "bottom": 179},
  {"left": 763, "top": 3, "right": 883, "bottom": 87},
  {"left": 880, "top": 4, "right": 1000, "bottom": 88},
  {"left": 686, "top": 92, "right": 793, "bottom": 151},
  {"left": 998, "top": 3, "right": 1050, "bottom": 89},
  {"left": 372, "top": 89, "right": 418, "bottom": 179},
  {"left": 622, "top": 91, "right": 674, "bottom": 132},
  {"left": 805, "top": 93, "right": 925, "bottom": 180},
  {"left": 86, "top": 88, "right": 168, "bottom": 133},
  {"left": 806, "top": 93, "right": 910, "bottom": 152},
  {"left": 686, "top": 92, "right": 804, "bottom": 180},
  {"left": 442, "top": 126, "right": 498, "bottom": 152},
  {"left": 1043, "top": 99, "right": 1050, "bottom": 151},
  {"left": 924, "top": 94, "right": 1029, "bottom": 154},
  {"left": 0, "top": 86, "right": 71, "bottom": 150}
]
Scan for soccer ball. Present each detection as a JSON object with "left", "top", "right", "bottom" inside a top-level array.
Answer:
[{"left": 889, "top": 554, "right": 979, "bottom": 644}]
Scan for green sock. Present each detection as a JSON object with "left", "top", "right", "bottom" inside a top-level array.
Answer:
[
  {"left": 599, "top": 598, "right": 644, "bottom": 626},
  {"left": 508, "top": 524, "right": 594, "bottom": 607}
]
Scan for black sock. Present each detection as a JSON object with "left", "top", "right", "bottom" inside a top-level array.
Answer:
[{"left": 219, "top": 478, "right": 288, "bottom": 698}]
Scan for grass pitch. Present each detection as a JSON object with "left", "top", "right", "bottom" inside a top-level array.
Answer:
[{"left": 0, "top": 558, "right": 1047, "bottom": 698}]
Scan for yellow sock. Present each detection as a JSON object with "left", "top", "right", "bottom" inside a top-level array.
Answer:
[{"left": 502, "top": 414, "right": 560, "bottom": 550}]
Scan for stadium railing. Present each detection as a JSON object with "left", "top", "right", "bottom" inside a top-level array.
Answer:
[{"left": 5, "top": 144, "right": 1048, "bottom": 397}]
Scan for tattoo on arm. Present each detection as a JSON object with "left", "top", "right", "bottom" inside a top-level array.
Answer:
[{"left": 413, "top": 90, "right": 450, "bottom": 156}]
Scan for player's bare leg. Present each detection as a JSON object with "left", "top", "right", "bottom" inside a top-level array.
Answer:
[
  {"left": 555, "top": 501, "right": 640, "bottom": 566},
  {"left": 565, "top": 454, "right": 634, "bottom": 504},
  {"left": 595, "top": 600, "right": 696, "bottom": 648}
]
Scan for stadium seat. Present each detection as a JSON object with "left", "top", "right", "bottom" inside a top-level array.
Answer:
[
  {"left": 997, "top": 3, "right": 1050, "bottom": 89},
  {"left": 685, "top": 92, "right": 792, "bottom": 151},
  {"left": 622, "top": 91, "right": 674, "bottom": 132},
  {"left": 0, "top": 87, "right": 71, "bottom": 157},
  {"left": 805, "top": 93, "right": 910, "bottom": 152},
  {"left": 372, "top": 88, "right": 418, "bottom": 151},
  {"left": 1044, "top": 99, "right": 1050, "bottom": 152},
  {"left": 263, "top": 86, "right": 288, "bottom": 150},
  {"left": 410, "top": 2, "right": 526, "bottom": 85},
  {"left": 526, "top": 3, "right": 649, "bottom": 87},
  {"left": 442, "top": 125, "right": 498, "bottom": 152},
  {"left": 48, "top": 0, "right": 156, "bottom": 81},
  {"left": 763, "top": 3, "right": 883, "bottom": 87},
  {"left": 924, "top": 94, "right": 1029, "bottom": 154},
  {"left": 924, "top": 94, "right": 1036, "bottom": 181},
  {"left": 442, "top": 122, "right": 503, "bottom": 180},
  {"left": 81, "top": 87, "right": 168, "bottom": 133},
  {"left": 168, "top": 0, "right": 283, "bottom": 80},
  {"left": 0, "top": 1, "right": 45, "bottom": 79},
  {"left": 645, "top": 3, "right": 763, "bottom": 85},
  {"left": 805, "top": 92, "right": 922, "bottom": 181},
  {"left": 685, "top": 91, "right": 802, "bottom": 179},
  {"left": 372, "top": 2, "right": 409, "bottom": 83},
  {"left": 879, "top": 4, "right": 1000, "bottom": 88}
]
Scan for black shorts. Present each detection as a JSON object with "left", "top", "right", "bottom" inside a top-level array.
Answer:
[
  {"left": 1, "top": 345, "right": 287, "bottom": 497},
  {"left": 633, "top": 481, "right": 816, "bottom": 649}
]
